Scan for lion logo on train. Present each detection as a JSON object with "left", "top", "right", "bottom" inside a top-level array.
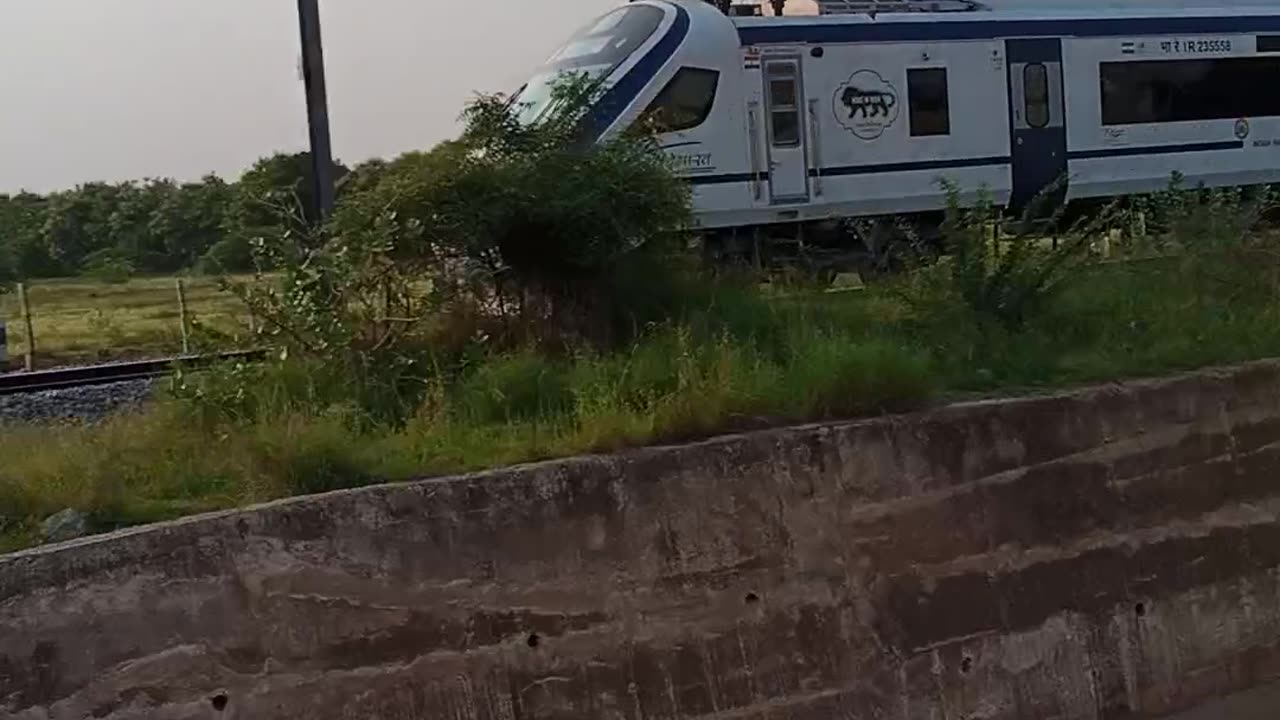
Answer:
[{"left": 834, "top": 70, "right": 899, "bottom": 140}]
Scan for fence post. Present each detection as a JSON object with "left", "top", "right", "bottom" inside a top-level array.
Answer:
[
  {"left": 17, "top": 282, "right": 33, "bottom": 371},
  {"left": 0, "top": 319, "right": 7, "bottom": 369},
  {"left": 176, "top": 279, "right": 191, "bottom": 354}
]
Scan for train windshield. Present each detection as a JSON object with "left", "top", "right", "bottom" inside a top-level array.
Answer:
[{"left": 514, "top": 5, "right": 666, "bottom": 125}]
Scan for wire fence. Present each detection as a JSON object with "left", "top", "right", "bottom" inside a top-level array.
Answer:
[{"left": 0, "top": 275, "right": 259, "bottom": 372}]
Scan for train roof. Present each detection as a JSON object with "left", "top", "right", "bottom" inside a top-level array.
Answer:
[
  {"left": 979, "top": 0, "right": 1280, "bottom": 9},
  {"left": 730, "top": 0, "right": 1280, "bottom": 43}
]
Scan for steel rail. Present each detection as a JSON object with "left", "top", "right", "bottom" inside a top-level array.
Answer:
[{"left": 0, "top": 349, "right": 269, "bottom": 396}]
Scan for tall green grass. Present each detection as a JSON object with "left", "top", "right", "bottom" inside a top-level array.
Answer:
[{"left": 0, "top": 309, "right": 936, "bottom": 552}]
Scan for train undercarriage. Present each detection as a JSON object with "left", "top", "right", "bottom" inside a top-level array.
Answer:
[{"left": 699, "top": 213, "right": 949, "bottom": 282}]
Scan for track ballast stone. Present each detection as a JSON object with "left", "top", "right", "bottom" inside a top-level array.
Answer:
[{"left": 0, "top": 378, "right": 159, "bottom": 424}]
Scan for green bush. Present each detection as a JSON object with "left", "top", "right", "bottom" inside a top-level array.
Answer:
[
  {"left": 218, "top": 74, "right": 694, "bottom": 425},
  {"left": 195, "top": 235, "right": 255, "bottom": 275},
  {"left": 930, "top": 179, "right": 1120, "bottom": 332},
  {"left": 453, "top": 353, "right": 573, "bottom": 424},
  {"left": 80, "top": 251, "right": 135, "bottom": 285}
]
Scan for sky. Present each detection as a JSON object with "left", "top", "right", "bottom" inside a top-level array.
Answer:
[
  {"left": 0, "top": 0, "right": 623, "bottom": 193},
  {"left": 4, "top": 0, "right": 1243, "bottom": 193}
]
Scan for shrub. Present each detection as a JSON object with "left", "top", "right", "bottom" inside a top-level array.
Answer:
[
  {"left": 80, "top": 250, "right": 136, "bottom": 284},
  {"left": 195, "top": 235, "right": 255, "bottom": 275},
  {"left": 930, "top": 179, "right": 1121, "bottom": 332},
  {"left": 452, "top": 353, "right": 573, "bottom": 424},
  {"left": 220, "top": 74, "right": 694, "bottom": 424}
]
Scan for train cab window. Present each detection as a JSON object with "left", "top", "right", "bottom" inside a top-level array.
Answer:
[
  {"left": 515, "top": 5, "right": 665, "bottom": 125},
  {"left": 1101, "top": 56, "right": 1280, "bottom": 125},
  {"left": 638, "top": 68, "right": 721, "bottom": 134},
  {"left": 1024, "top": 63, "right": 1051, "bottom": 129},
  {"left": 907, "top": 68, "right": 951, "bottom": 137},
  {"left": 766, "top": 61, "right": 802, "bottom": 147}
]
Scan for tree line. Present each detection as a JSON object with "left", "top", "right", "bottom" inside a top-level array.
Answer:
[{"left": 0, "top": 152, "right": 352, "bottom": 282}]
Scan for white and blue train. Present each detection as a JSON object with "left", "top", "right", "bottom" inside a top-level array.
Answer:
[{"left": 515, "top": 0, "right": 1280, "bottom": 266}]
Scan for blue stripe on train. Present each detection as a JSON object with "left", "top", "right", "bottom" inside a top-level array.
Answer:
[
  {"left": 688, "top": 157, "right": 1010, "bottom": 186},
  {"left": 685, "top": 142, "right": 1243, "bottom": 186},
  {"left": 815, "top": 156, "right": 1011, "bottom": 176},
  {"left": 1067, "top": 140, "right": 1245, "bottom": 160},
  {"left": 689, "top": 172, "right": 764, "bottom": 186}
]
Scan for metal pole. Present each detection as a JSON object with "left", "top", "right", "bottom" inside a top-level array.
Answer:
[
  {"left": 16, "top": 282, "right": 33, "bottom": 371},
  {"left": 176, "top": 278, "right": 191, "bottom": 354},
  {"left": 297, "top": 0, "right": 336, "bottom": 220}
]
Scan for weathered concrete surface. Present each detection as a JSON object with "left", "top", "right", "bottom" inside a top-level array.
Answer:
[
  {"left": 6, "top": 360, "right": 1280, "bottom": 719},
  {"left": 1161, "top": 681, "right": 1280, "bottom": 719}
]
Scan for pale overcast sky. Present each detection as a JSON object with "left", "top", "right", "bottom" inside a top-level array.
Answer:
[
  {"left": 0, "top": 0, "right": 621, "bottom": 192},
  {"left": 3, "top": 0, "right": 1260, "bottom": 193}
]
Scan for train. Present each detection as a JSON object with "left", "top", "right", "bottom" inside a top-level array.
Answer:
[{"left": 514, "top": 0, "right": 1280, "bottom": 273}]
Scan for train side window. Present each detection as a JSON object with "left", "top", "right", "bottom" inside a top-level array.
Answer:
[
  {"left": 1101, "top": 56, "right": 1280, "bottom": 125},
  {"left": 907, "top": 68, "right": 950, "bottom": 137},
  {"left": 638, "top": 67, "right": 720, "bottom": 134},
  {"left": 1024, "top": 63, "right": 1051, "bottom": 128}
]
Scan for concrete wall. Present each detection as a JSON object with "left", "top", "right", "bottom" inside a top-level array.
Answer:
[{"left": 6, "top": 360, "right": 1280, "bottom": 719}]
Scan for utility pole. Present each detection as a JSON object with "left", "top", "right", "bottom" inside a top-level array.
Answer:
[{"left": 296, "top": 0, "right": 336, "bottom": 219}]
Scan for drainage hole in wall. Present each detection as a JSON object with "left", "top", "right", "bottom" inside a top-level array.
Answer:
[
  {"left": 527, "top": 633, "right": 541, "bottom": 648},
  {"left": 960, "top": 656, "right": 973, "bottom": 675},
  {"left": 1135, "top": 602, "right": 1146, "bottom": 617},
  {"left": 210, "top": 694, "right": 229, "bottom": 712},
  {"left": 745, "top": 592, "right": 760, "bottom": 604}
]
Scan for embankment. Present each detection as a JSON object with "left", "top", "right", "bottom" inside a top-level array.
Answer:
[{"left": 6, "top": 361, "right": 1280, "bottom": 718}]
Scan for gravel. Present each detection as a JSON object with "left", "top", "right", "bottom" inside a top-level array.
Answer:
[{"left": 0, "top": 378, "right": 160, "bottom": 425}]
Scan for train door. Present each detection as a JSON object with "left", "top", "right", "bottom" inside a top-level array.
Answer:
[
  {"left": 1006, "top": 38, "right": 1067, "bottom": 212},
  {"left": 761, "top": 57, "right": 811, "bottom": 204}
]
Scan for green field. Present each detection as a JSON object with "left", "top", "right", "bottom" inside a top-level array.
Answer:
[{"left": 0, "top": 275, "right": 258, "bottom": 368}]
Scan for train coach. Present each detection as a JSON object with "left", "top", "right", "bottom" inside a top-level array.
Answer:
[{"left": 514, "top": 0, "right": 1280, "bottom": 268}]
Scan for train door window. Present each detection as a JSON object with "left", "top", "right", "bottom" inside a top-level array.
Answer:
[
  {"left": 639, "top": 68, "right": 721, "bottom": 133},
  {"left": 1024, "top": 63, "right": 1051, "bottom": 128},
  {"left": 907, "top": 68, "right": 950, "bottom": 137},
  {"left": 767, "top": 62, "right": 802, "bottom": 147}
]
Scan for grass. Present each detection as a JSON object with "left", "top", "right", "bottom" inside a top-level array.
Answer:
[
  {"left": 0, "top": 274, "right": 260, "bottom": 368},
  {"left": 0, "top": 291, "right": 941, "bottom": 552},
  {"left": 4, "top": 204, "right": 1280, "bottom": 554}
]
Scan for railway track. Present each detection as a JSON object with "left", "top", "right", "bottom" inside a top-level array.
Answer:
[{"left": 0, "top": 349, "right": 269, "bottom": 396}]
